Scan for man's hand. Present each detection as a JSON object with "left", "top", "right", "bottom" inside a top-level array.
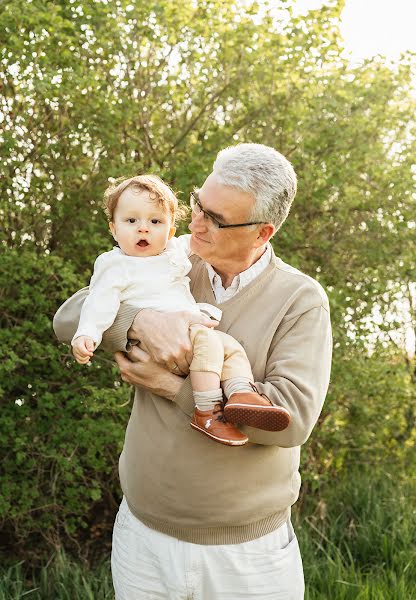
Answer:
[
  {"left": 72, "top": 335, "right": 95, "bottom": 364},
  {"left": 128, "top": 309, "right": 218, "bottom": 375},
  {"left": 114, "top": 346, "right": 184, "bottom": 401}
]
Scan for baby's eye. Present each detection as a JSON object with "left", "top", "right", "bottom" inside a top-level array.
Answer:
[
  {"left": 151, "top": 219, "right": 160, "bottom": 224},
  {"left": 127, "top": 218, "right": 136, "bottom": 223}
]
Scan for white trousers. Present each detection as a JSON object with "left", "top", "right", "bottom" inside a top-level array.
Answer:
[{"left": 111, "top": 497, "right": 304, "bottom": 599}]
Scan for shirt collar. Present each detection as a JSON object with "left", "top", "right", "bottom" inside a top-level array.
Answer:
[{"left": 206, "top": 243, "right": 272, "bottom": 303}]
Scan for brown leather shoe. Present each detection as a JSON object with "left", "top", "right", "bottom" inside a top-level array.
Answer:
[
  {"left": 224, "top": 390, "right": 291, "bottom": 432},
  {"left": 191, "top": 404, "right": 248, "bottom": 446}
]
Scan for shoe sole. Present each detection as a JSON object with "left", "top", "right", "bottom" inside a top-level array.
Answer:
[
  {"left": 190, "top": 422, "right": 248, "bottom": 446},
  {"left": 224, "top": 404, "right": 290, "bottom": 432}
]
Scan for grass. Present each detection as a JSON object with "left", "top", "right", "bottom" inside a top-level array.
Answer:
[
  {"left": 1, "top": 469, "right": 415, "bottom": 599},
  {"left": 0, "top": 555, "right": 114, "bottom": 600},
  {"left": 296, "top": 469, "right": 416, "bottom": 599}
]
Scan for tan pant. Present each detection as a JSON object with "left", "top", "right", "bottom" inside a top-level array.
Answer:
[{"left": 189, "top": 325, "right": 253, "bottom": 382}]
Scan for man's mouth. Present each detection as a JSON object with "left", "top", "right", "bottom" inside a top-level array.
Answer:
[
  {"left": 137, "top": 240, "right": 149, "bottom": 247},
  {"left": 192, "top": 234, "right": 210, "bottom": 244}
]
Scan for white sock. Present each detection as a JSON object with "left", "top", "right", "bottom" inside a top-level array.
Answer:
[
  {"left": 222, "top": 377, "right": 253, "bottom": 400},
  {"left": 193, "top": 389, "right": 224, "bottom": 411}
]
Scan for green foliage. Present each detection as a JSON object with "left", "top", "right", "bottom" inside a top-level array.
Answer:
[
  {"left": 1, "top": 0, "right": 415, "bottom": 564},
  {"left": 301, "top": 343, "right": 416, "bottom": 496},
  {"left": 0, "top": 249, "right": 131, "bottom": 562}
]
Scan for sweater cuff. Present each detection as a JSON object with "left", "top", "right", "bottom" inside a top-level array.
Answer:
[
  {"left": 173, "top": 375, "right": 194, "bottom": 417},
  {"left": 101, "top": 305, "right": 141, "bottom": 354}
]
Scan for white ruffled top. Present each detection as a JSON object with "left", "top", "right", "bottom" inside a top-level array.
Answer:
[{"left": 72, "top": 236, "right": 222, "bottom": 347}]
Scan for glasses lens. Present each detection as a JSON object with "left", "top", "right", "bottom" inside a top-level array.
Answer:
[
  {"left": 190, "top": 193, "right": 219, "bottom": 228},
  {"left": 190, "top": 193, "right": 199, "bottom": 212}
]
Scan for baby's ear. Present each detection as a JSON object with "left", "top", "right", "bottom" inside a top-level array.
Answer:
[
  {"left": 109, "top": 222, "right": 117, "bottom": 241},
  {"left": 168, "top": 226, "right": 176, "bottom": 240}
]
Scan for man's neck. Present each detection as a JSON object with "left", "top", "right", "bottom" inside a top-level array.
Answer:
[{"left": 211, "top": 245, "right": 268, "bottom": 289}]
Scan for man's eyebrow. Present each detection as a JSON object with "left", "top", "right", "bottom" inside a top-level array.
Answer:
[{"left": 195, "top": 190, "right": 226, "bottom": 223}]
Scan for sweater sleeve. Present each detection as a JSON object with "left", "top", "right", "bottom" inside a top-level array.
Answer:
[
  {"left": 53, "top": 287, "right": 140, "bottom": 354},
  {"left": 173, "top": 375, "right": 194, "bottom": 416},
  {"left": 241, "top": 305, "right": 332, "bottom": 447}
]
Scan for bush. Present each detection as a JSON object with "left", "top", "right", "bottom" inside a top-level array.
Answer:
[
  {"left": 299, "top": 341, "right": 415, "bottom": 499},
  {"left": 0, "top": 248, "right": 130, "bottom": 564}
]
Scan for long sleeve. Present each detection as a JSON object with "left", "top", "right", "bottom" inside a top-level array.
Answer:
[
  {"left": 53, "top": 288, "right": 140, "bottom": 354},
  {"left": 71, "top": 253, "right": 131, "bottom": 348},
  {"left": 173, "top": 375, "right": 194, "bottom": 416},
  {"left": 241, "top": 305, "right": 332, "bottom": 447}
]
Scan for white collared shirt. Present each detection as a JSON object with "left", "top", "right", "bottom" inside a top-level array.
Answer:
[
  {"left": 170, "top": 234, "right": 272, "bottom": 304},
  {"left": 206, "top": 243, "right": 272, "bottom": 303}
]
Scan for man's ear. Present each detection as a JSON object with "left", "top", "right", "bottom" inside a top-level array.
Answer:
[
  {"left": 109, "top": 222, "right": 117, "bottom": 242},
  {"left": 168, "top": 226, "right": 176, "bottom": 240},
  {"left": 254, "top": 223, "right": 275, "bottom": 247}
]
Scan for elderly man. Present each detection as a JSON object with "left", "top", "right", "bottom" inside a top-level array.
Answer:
[{"left": 54, "top": 143, "right": 332, "bottom": 599}]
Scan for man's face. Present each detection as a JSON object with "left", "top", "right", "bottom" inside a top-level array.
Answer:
[
  {"left": 109, "top": 188, "right": 175, "bottom": 257},
  {"left": 189, "top": 173, "right": 261, "bottom": 270}
]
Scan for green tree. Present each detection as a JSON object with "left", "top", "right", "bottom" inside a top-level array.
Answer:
[{"left": 1, "top": 0, "right": 415, "bottom": 561}]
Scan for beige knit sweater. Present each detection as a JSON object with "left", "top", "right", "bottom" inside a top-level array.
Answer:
[{"left": 53, "top": 251, "right": 332, "bottom": 544}]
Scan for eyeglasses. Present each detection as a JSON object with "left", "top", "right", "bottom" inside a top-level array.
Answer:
[{"left": 190, "top": 191, "right": 266, "bottom": 229}]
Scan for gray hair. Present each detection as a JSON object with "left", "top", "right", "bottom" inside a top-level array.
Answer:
[{"left": 212, "top": 143, "right": 297, "bottom": 230}]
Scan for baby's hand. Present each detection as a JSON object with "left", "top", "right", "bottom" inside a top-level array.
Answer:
[{"left": 72, "top": 336, "right": 95, "bottom": 364}]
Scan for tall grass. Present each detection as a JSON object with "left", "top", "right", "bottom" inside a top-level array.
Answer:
[
  {"left": 0, "top": 555, "right": 114, "bottom": 600},
  {"left": 296, "top": 469, "right": 416, "bottom": 599},
  {"left": 1, "top": 469, "right": 415, "bottom": 599}
]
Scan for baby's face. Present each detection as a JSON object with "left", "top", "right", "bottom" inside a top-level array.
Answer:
[{"left": 109, "top": 188, "right": 175, "bottom": 257}]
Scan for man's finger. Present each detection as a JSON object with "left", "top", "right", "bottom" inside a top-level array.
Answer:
[
  {"left": 114, "top": 351, "right": 137, "bottom": 383},
  {"left": 171, "top": 355, "right": 190, "bottom": 375},
  {"left": 189, "top": 314, "right": 219, "bottom": 328},
  {"left": 168, "top": 342, "right": 192, "bottom": 374},
  {"left": 114, "top": 351, "right": 131, "bottom": 369},
  {"left": 128, "top": 345, "right": 149, "bottom": 363}
]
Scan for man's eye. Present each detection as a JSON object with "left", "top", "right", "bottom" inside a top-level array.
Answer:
[
  {"left": 151, "top": 219, "right": 160, "bottom": 224},
  {"left": 127, "top": 218, "right": 136, "bottom": 223},
  {"left": 205, "top": 213, "right": 218, "bottom": 225}
]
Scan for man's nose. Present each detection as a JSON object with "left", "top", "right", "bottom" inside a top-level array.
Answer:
[{"left": 189, "top": 211, "right": 207, "bottom": 232}]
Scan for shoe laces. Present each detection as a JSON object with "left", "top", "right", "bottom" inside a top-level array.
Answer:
[
  {"left": 213, "top": 404, "right": 227, "bottom": 423},
  {"left": 249, "top": 381, "right": 271, "bottom": 403}
]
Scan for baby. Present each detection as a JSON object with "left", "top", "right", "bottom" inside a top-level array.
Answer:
[{"left": 72, "top": 175, "right": 290, "bottom": 446}]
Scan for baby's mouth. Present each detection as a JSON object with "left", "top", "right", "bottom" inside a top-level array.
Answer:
[{"left": 137, "top": 240, "right": 149, "bottom": 247}]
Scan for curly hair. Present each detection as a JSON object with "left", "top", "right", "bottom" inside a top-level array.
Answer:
[{"left": 103, "top": 174, "right": 188, "bottom": 225}]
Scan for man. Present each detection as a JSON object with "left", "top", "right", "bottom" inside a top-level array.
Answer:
[{"left": 54, "top": 143, "right": 332, "bottom": 599}]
